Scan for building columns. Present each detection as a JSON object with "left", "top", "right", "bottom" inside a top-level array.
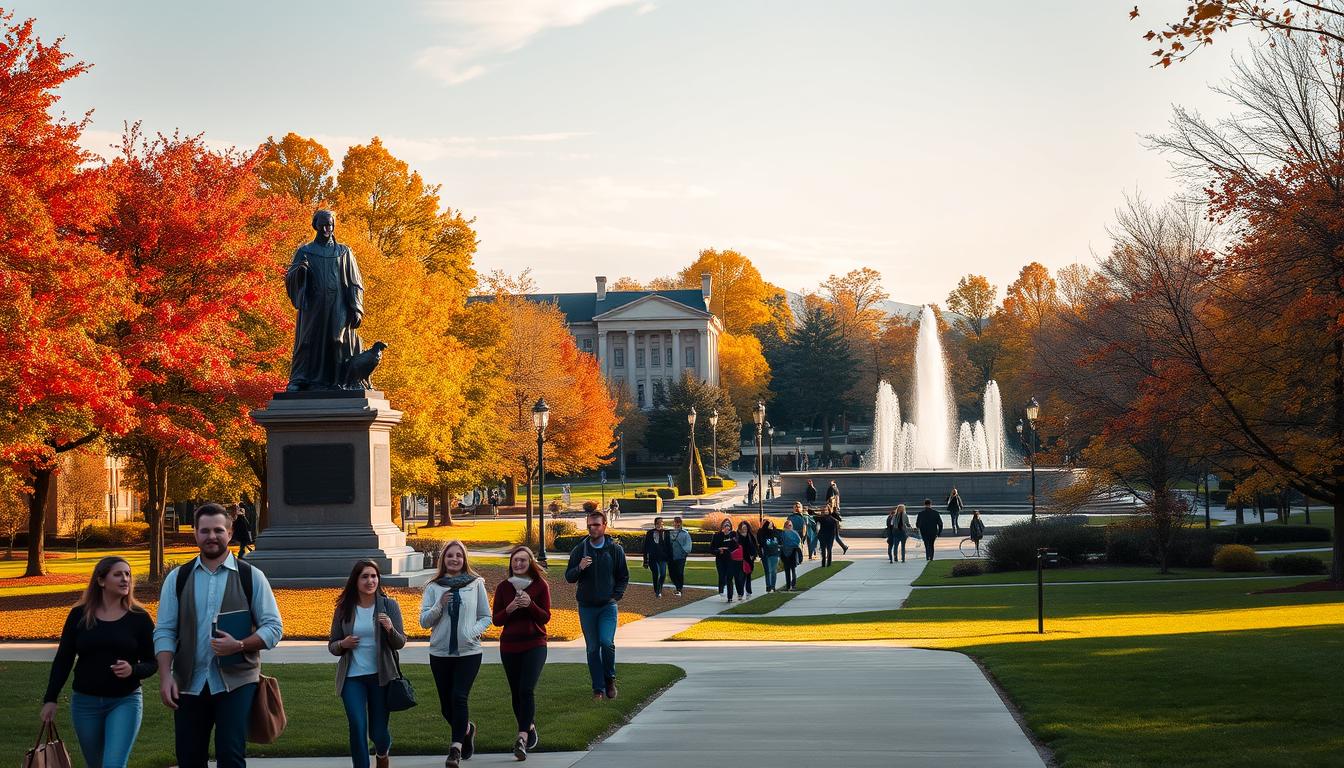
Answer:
[
  {"left": 625, "top": 330, "right": 636, "bottom": 401},
  {"left": 597, "top": 330, "right": 608, "bottom": 377},
  {"left": 699, "top": 330, "right": 710, "bottom": 384},
  {"left": 671, "top": 329, "right": 681, "bottom": 382}
]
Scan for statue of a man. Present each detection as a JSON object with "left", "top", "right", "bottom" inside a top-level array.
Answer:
[{"left": 285, "top": 210, "right": 365, "bottom": 391}]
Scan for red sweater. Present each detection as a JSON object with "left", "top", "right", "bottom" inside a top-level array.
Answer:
[{"left": 492, "top": 577, "right": 551, "bottom": 653}]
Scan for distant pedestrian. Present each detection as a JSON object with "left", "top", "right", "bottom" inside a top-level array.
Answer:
[
  {"left": 885, "top": 504, "right": 912, "bottom": 563},
  {"left": 825, "top": 480, "right": 840, "bottom": 509},
  {"left": 420, "top": 540, "right": 491, "bottom": 768},
  {"left": 746, "top": 477, "right": 757, "bottom": 505},
  {"left": 669, "top": 517, "right": 692, "bottom": 597},
  {"left": 230, "top": 504, "right": 253, "bottom": 557},
  {"left": 709, "top": 519, "right": 741, "bottom": 603},
  {"left": 607, "top": 498, "right": 620, "bottom": 523},
  {"left": 735, "top": 521, "right": 758, "bottom": 596},
  {"left": 969, "top": 510, "right": 986, "bottom": 556},
  {"left": 786, "top": 503, "right": 808, "bottom": 555},
  {"left": 915, "top": 499, "right": 944, "bottom": 561},
  {"left": 641, "top": 517, "right": 673, "bottom": 598},
  {"left": 804, "top": 509, "right": 819, "bottom": 560},
  {"left": 779, "top": 520, "right": 803, "bottom": 590},
  {"left": 330, "top": 560, "right": 406, "bottom": 768},
  {"left": 946, "top": 488, "right": 963, "bottom": 534},
  {"left": 829, "top": 497, "right": 850, "bottom": 554},
  {"left": 816, "top": 508, "right": 839, "bottom": 567},
  {"left": 565, "top": 504, "right": 629, "bottom": 701},
  {"left": 492, "top": 546, "right": 550, "bottom": 761},
  {"left": 756, "top": 520, "right": 782, "bottom": 593},
  {"left": 42, "top": 556, "right": 156, "bottom": 768},
  {"left": 805, "top": 479, "right": 817, "bottom": 504}
]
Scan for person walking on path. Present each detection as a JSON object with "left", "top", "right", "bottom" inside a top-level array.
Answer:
[
  {"left": 735, "top": 520, "right": 759, "bottom": 596},
  {"left": 492, "top": 546, "right": 551, "bottom": 761},
  {"left": 804, "top": 508, "right": 819, "bottom": 560},
  {"left": 779, "top": 520, "right": 803, "bottom": 591},
  {"left": 746, "top": 477, "right": 757, "bottom": 505},
  {"left": 825, "top": 480, "right": 840, "bottom": 510},
  {"left": 709, "top": 519, "right": 741, "bottom": 603},
  {"left": 828, "top": 497, "right": 850, "bottom": 554},
  {"left": 787, "top": 503, "right": 808, "bottom": 545},
  {"left": 565, "top": 504, "right": 629, "bottom": 701},
  {"left": 946, "top": 488, "right": 964, "bottom": 534},
  {"left": 43, "top": 556, "right": 156, "bottom": 768},
  {"left": 641, "top": 517, "right": 673, "bottom": 598},
  {"left": 669, "top": 517, "right": 692, "bottom": 597},
  {"left": 885, "top": 504, "right": 912, "bottom": 563},
  {"left": 230, "top": 503, "right": 253, "bottom": 557},
  {"left": 420, "top": 540, "right": 491, "bottom": 768},
  {"left": 329, "top": 560, "right": 406, "bottom": 768},
  {"left": 969, "top": 510, "right": 986, "bottom": 556},
  {"left": 805, "top": 479, "right": 817, "bottom": 504},
  {"left": 816, "top": 507, "right": 840, "bottom": 567},
  {"left": 607, "top": 498, "right": 620, "bottom": 524},
  {"left": 915, "top": 499, "right": 945, "bottom": 561},
  {"left": 756, "top": 519, "right": 783, "bottom": 593},
  {"left": 153, "top": 503, "right": 284, "bottom": 768}
]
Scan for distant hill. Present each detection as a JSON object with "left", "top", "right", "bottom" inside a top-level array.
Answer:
[{"left": 784, "top": 291, "right": 970, "bottom": 326}]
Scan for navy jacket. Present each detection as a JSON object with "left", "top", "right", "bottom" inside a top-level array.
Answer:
[{"left": 565, "top": 536, "right": 630, "bottom": 607}]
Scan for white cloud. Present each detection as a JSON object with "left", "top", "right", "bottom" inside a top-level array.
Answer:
[{"left": 415, "top": 0, "right": 654, "bottom": 85}]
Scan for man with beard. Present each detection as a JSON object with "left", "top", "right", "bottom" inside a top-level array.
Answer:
[{"left": 154, "top": 504, "right": 284, "bottom": 768}]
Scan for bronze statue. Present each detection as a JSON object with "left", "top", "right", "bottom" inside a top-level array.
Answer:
[{"left": 285, "top": 210, "right": 383, "bottom": 390}]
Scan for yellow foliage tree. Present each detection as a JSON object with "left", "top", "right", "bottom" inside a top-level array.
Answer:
[
  {"left": 717, "top": 331, "right": 771, "bottom": 419},
  {"left": 676, "top": 248, "right": 771, "bottom": 333}
]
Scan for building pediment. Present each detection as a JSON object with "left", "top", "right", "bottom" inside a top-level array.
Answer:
[{"left": 593, "top": 294, "right": 711, "bottom": 322}]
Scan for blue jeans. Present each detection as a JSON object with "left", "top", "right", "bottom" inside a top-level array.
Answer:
[
  {"left": 577, "top": 601, "right": 618, "bottom": 693},
  {"left": 648, "top": 560, "right": 668, "bottom": 595},
  {"left": 341, "top": 674, "right": 391, "bottom": 767},
  {"left": 70, "top": 690, "right": 143, "bottom": 768},
  {"left": 761, "top": 555, "right": 779, "bottom": 591},
  {"left": 174, "top": 682, "right": 257, "bottom": 768},
  {"left": 888, "top": 536, "right": 907, "bottom": 561}
]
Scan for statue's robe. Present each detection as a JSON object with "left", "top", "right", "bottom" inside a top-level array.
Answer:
[{"left": 284, "top": 240, "right": 364, "bottom": 389}]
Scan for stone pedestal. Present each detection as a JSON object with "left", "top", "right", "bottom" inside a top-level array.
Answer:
[{"left": 248, "top": 391, "right": 432, "bottom": 587}]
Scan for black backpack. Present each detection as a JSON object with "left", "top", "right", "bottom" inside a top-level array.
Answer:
[{"left": 175, "top": 557, "right": 255, "bottom": 607}]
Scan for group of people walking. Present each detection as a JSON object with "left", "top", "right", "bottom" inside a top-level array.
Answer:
[
  {"left": 40, "top": 501, "right": 630, "bottom": 768},
  {"left": 883, "top": 494, "right": 986, "bottom": 561}
]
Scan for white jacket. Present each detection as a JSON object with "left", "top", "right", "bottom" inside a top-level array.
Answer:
[{"left": 419, "top": 577, "right": 491, "bottom": 657}]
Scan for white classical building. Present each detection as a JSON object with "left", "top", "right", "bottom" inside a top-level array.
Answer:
[{"left": 495, "top": 275, "right": 723, "bottom": 409}]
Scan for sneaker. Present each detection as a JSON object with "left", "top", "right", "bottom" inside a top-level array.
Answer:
[
  {"left": 605, "top": 678, "right": 619, "bottom": 700},
  {"left": 446, "top": 746, "right": 462, "bottom": 768},
  {"left": 462, "top": 722, "right": 476, "bottom": 760},
  {"left": 376, "top": 755, "right": 389, "bottom": 768},
  {"left": 527, "top": 725, "right": 539, "bottom": 750},
  {"left": 674, "top": 590, "right": 682, "bottom": 597},
  {"left": 593, "top": 691, "right": 606, "bottom": 701},
  {"left": 514, "top": 736, "right": 528, "bottom": 761}
]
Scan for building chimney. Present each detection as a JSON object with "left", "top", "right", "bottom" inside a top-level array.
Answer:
[
  {"left": 701, "top": 272, "right": 712, "bottom": 306},
  {"left": 596, "top": 275, "right": 607, "bottom": 301}
]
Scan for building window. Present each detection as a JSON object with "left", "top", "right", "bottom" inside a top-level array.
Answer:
[
  {"left": 614, "top": 348, "right": 624, "bottom": 368},
  {"left": 653, "top": 380, "right": 663, "bottom": 403},
  {"left": 651, "top": 346, "right": 660, "bottom": 367},
  {"left": 636, "top": 349, "right": 645, "bottom": 368},
  {"left": 637, "top": 382, "right": 645, "bottom": 408},
  {"left": 665, "top": 348, "right": 673, "bottom": 367},
  {"left": 685, "top": 347, "right": 695, "bottom": 367},
  {"left": 582, "top": 337, "right": 593, "bottom": 353}
]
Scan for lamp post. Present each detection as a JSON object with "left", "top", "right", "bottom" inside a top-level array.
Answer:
[
  {"left": 532, "top": 398, "right": 550, "bottom": 563},
  {"left": 709, "top": 408, "right": 719, "bottom": 478},
  {"left": 1016, "top": 396, "right": 1041, "bottom": 523},
  {"left": 753, "top": 401, "right": 766, "bottom": 525},
  {"left": 766, "top": 422, "right": 775, "bottom": 475},
  {"left": 687, "top": 406, "right": 698, "bottom": 495},
  {"left": 795, "top": 435, "right": 803, "bottom": 471}
]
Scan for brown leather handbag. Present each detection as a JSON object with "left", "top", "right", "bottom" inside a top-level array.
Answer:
[
  {"left": 247, "top": 674, "right": 288, "bottom": 744},
  {"left": 23, "top": 722, "right": 72, "bottom": 768}
]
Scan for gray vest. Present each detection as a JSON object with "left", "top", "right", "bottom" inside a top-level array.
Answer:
[{"left": 174, "top": 562, "right": 260, "bottom": 692}]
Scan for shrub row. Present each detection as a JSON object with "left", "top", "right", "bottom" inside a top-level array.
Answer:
[
  {"left": 553, "top": 530, "right": 718, "bottom": 555},
  {"left": 79, "top": 522, "right": 150, "bottom": 547}
]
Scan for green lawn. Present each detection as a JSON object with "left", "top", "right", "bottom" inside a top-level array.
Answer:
[
  {"left": 627, "top": 559, "right": 720, "bottom": 588},
  {"left": 676, "top": 578, "right": 1343, "bottom": 766},
  {"left": 7, "top": 662, "right": 683, "bottom": 767},
  {"left": 723, "top": 560, "right": 851, "bottom": 614},
  {"left": 911, "top": 559, "right": 1315, "bottom": 587}
]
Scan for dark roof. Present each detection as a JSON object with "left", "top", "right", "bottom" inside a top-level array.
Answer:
[{"left": 468, "top": 290, "right": 708, "bottom": 325}]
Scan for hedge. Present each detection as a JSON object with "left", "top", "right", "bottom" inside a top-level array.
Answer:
[
  {"left": 653, "top": 488, "right": 677, "bottom": 501},
  {"left": 616, "top": 496, "right": 662, "bottom": 515},
  {"left": 1210, "top": 524, "right": 1330, "bottom": 545},
  {"left": 707, "top": 476, "right": 724, "bottom": 488}
]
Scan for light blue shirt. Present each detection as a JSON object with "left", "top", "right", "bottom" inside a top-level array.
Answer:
[
  {"left": 348, "top": 605, "right": 377, "bottom": 677},
  {"left": 153, "top": 554, "right": 284, "bottom": 695}
]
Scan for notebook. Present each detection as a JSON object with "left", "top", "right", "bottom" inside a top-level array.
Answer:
[{"left": 213, "top": 609, "right": 253, "bottom": 667}]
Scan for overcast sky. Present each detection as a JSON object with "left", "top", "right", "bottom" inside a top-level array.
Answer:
[{"left": 16, "top": 1, "right": 1255, "bottom": 303}]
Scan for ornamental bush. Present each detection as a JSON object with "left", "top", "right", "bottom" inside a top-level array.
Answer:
[
  {"left": 950, "top": 561, "right": 984, "bottom": 577},
  {"left": 81, "top": 522, "right": 149, "bottom": 547},
  {"left": 1212, "top": 544, "right": 1262, "bottom": 572},
  {"left": 1268, "top": 554, "right": 1327, "bottom": 575}
]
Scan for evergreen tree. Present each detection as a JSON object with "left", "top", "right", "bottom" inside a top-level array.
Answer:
[
  {"left": 773, "top": 307, "right": 858, "bottom": 455},
  {"left": 645, "top": 374, "right": 741, "bottom": 472}
]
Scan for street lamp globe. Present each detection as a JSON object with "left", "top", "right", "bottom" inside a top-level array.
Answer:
[
  {"left": 1026, "top": 396, "right": 1040, "bottom": 423},
  {"left": 687, "top": 406, "right": 697, "bottom": 428},
  {"left": 753, "top": 401, "right": 766, "bottom": 426},
  {"left": 708, "top": 408, "right": 718, "bottom": 428},
  {"left": 1016, "top": 419, "right": 1024, "bottom": 438},
  {"left": 532, "top": 398, "right": 550, "bottom": 431}
]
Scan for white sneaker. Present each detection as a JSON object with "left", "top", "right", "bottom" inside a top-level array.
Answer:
[{"left": 674, "top": 590, "right": 682, "bottom": 596}]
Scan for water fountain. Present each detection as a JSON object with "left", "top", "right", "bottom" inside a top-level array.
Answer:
[{"left": 780, "top": 305, "right": 1132, "bottom": 526}]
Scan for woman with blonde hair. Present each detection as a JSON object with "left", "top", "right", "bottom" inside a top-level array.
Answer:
[
  {"left": 420, "top": 541, "right": 491, "bottom": 768},
  {"left": 42, "top": 556, "right": 156, "bottom": 768},
  {"left": 492, "top": 545, "right": 551, "bottom": 760},
  {"left": 329, "top": 559, "right": 407, "bottom": 768}
]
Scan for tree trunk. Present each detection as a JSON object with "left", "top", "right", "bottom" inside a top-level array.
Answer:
[
  {"left": 425, "top": 492, "right": 436, "bottom": 527},
  {"left": 23, "top": 466, "right": 53, "bottom": 577},
  {"left": 143, "top": 450, "right": 167, "bottom": 581},
  {"left": 440, "top": 487, "right": 453, "bottom": 526},
  {"left": 821, "top": 414, "right": 833, "bottom": 455},
  {"left": 504, "top": 476, "right": 517, "bottom": 507},
  {"left": 1234, "top": 498, "right": 1244, "bottom": 526}
]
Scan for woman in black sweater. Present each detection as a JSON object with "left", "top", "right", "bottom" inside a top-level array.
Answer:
[
  {"left": 42, "top": 556, "right": 156, "bottom": 768},
  {"left": 709, "top": 519, "right": 741, "bottom": 603},
  {"left": 734, "top": 521, "right": 759, "bottom": 597}
]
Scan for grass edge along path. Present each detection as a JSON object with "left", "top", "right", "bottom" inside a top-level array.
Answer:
[
  {"left": 722, "top": 560, "right": 852, "bottom": 615},
  {"left": 2, "top": 662, "right": 685, "bottom": 768},
  {"left": 673, "top": 578, "right": 1344, "bottom": 767},
  {"left": 910, "top": 559, "right": 1330, "bottom": 587}
]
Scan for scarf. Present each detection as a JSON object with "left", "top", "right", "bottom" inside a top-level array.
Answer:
[
  {"left": 435, "top": 572, "right": 475, "bottom": 654},
  {"left": 507, "top": 575, "right": 533, "bottom": 591}
]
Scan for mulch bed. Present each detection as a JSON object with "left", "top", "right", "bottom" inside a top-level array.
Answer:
[
  {"left": 1252, "top": 579, "right": 1344, "bottom": 594},
  {"left": 0, "top": 574, "right": 86, "bottom": 588}
]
